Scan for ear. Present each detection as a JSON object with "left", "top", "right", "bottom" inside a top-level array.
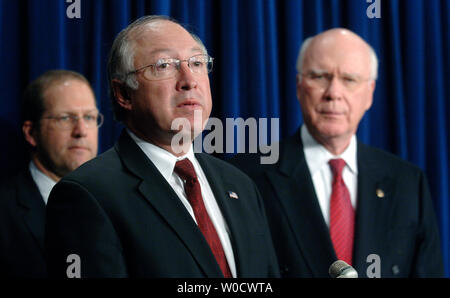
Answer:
[
  {"left": 370, "top": 79, "right": 376, "bottom": 93},
  {"left": 22, "top": 120, "right": 38, "bottom": 148},
  {"left": 365, "top": 80, "right": 376, "bottom": 110},
  {"left": 112, "top": 79, "right": 133, "bottom": 111},
  {"left": 295, "top": 74, "right": 303, "bottom": 101}
]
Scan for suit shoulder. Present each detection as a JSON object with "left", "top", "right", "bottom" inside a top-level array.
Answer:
[
  {"left": 62, "top": 147, "right": 121, "bottom": 183},
  {"left": 227, "top": 152, "right": 264, "bottom": 167},
  {"left": 359, "top": 143, "right": 424, "bottom": 174},
  {"left": 225, "top": 137, "right": 287, "bottom": 178},
  {"left": 197, "top": 153, "right": 256, "bottom": 185},
  {"left": 0, "top": 170, "right": 33, "bottom": 201},
  {"left": 0, "top": 177, "right": 15, "bottom": 206},
  {"left": 49, "top": 147, "right": 134, "bottom": 211}
]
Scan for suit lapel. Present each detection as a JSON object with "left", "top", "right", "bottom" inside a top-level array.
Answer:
[
  {"left": 265, "top": 134, "right": 336, "bottom": 276},
  {"left": 115, "top": 131, "right": 223, "bottom": 277},
  {"left": 261, "top": 133, "right": 396, "bottom": 276},
  {"left": 353, "top": 143, "right": 395, "bottom": 275},
  {"left": 195, "top": 153, "right": 254, "bottom": 277},
  {"left": 16, "top": 170, "right": 46, "bottom": 252}
]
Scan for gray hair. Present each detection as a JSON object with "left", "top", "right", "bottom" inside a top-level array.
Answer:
[
  {"left": 296, "top": 33, "right": 379, "bottom": 80},
  {"left": 107, "top": 15, "right": 208, "bottom": 121}
]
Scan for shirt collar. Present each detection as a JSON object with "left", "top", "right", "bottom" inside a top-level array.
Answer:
[
  {"left": 301, "top": 124, "right": 358, "bottom": 174},
  {"left": 127, "top": 129, "right": 196, "bottom": 181},
  {"left": 28, "top": 160, "right": 57, "bottom": 205}
]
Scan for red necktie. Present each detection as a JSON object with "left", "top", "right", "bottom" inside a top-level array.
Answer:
[
  {"left": 329, "top": 158, "right": 355, "bottom": 265},
  {"left": 174, "top": 159, "right": 232, "bottom": 278}
]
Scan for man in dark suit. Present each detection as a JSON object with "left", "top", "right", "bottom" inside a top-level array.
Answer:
[
  {"left": 0, "top": 70, "right": 101, "bottom": 277},
  {"left": 45, "top": 15, "right": 279, "bottom": 278},
  {"left": 230, "top": 28, "right": 444, "bottom": 277}
]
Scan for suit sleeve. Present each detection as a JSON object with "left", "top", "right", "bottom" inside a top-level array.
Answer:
[
  {"left": 412, "top": 172, "right": 444, "bottom": 277},
  {"left": 45, "top": 180, "right": 127, "bottom": 278}
]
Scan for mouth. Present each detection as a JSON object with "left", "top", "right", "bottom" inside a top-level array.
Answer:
[
  {"left": 319, "top": 109, "right": 345, "bottom": 116},
  {"left": 177, "top": 99, "right": 202, "bottom": 109},
  {"left": 68, "top": 146, "right": 90, "bottom": 152}
]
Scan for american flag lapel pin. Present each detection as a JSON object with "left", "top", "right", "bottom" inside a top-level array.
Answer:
[
  {"left": 228, "top": 191, "right": 239, "bottom": 199},
  {"left": 376, "top": 188, "right": 385, "bottom": 198}
]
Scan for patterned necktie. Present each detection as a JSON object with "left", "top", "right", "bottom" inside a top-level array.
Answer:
[
  {"left": 329, "top": 158, "right": 355, "bottom": 265},
  {"left": 174, "top": 159, "right": 232, "bottom": 278}
]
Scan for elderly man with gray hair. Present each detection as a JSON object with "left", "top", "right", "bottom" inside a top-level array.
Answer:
[
  {"left": 231, "top": 28, "right": 444, "bottom": 278},
  {"left": 45, "top": 15, "right": 280, "bottom": 278}
]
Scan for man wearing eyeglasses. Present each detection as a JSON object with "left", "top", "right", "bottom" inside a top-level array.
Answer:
[
  {"left": 230, "top": 28, "right": 444, "bottom": 277},
  {"left": 45, "top": 16, "right": 279, "bottom": 278},
  {"left": 0, "top": 70, "right": 101, "bottom": 277}
]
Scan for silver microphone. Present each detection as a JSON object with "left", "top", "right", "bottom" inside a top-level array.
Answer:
[{"left": 329, "top": 260, "right": 358, "bottom": 278}]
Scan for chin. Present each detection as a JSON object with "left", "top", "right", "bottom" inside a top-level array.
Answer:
[
  {"left": 177, "top": 127, "right": 198, "bottom": 141},
  {"left": 316, "top": 124, "right": 349, "bottom": 139},
  {"left": 69, "top": 156, "right": 93, "bottom": 170}
]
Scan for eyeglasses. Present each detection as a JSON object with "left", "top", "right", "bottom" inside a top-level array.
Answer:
[
  {"left": 301, "top": 71, "right": 371, "bottom": 92},
  {"left": 127, "top": 54, "right": 214, "bottom": 81},
  {"left": 42, "top": 113, "right": 104, "bottom": 130}
]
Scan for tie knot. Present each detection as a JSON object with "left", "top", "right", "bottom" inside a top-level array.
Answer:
[
  {"left": 329, "top": 158, "right": 346, "bottom": 177},
  {"left": 174, "top": 159, "right": 197, "bottom": 182}
]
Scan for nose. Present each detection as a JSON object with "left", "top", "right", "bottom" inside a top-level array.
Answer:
[
  {"left": 175, "top": 62, "right": 198, "bottom": 91},
  {"left": 323, "top": 76, "right": 344, "bottom": 101},
  {"left": 71, "top": 117, "right": 88, "bottom": 138}
]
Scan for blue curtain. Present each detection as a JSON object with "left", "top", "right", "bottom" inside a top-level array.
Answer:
[{"left": 0, "top": 0, "right": 448, "bottom": 276}]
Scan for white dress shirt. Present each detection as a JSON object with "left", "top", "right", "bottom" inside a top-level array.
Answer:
[
  {"left": 29, "top": 160, "right": 57, "bottom": 205},
  {"left": 127, "top": 130, "right": 237, "bottom": 277},
  {"left": 301, "top": 125, "right": 358, "bottom": 226}
]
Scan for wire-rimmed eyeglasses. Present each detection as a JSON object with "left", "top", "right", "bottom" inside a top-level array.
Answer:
[
  {"left": 127, "top": 54, "right": 214, "bottom": 81},
  {"left": 300, "top": 71, "right": 371, "bottom": 92},
  {"left": 42, "top": 112, "right": 104, "bottom": 130}
]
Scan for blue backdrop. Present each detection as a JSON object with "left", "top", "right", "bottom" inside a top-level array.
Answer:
[{"left": 0, "top": 0, "right": 448, "bottom": 276}]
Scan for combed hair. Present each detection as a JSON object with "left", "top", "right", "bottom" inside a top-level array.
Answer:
[
  {"left": 107, "top": 15, "right": 208, "bottom": 121},
  {"left": 296, "top": 33, "right": 379, "bottom": 80},
  {"left": 22, "top": 69, "right": 93, "bottom": 124}
]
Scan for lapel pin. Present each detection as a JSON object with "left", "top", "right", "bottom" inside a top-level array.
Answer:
[
  {"left": 376, "top": 188, "right": 385, "bottom": 198},
  {"left": 228, "top": 191, "right": 239, "bottom": 199}
]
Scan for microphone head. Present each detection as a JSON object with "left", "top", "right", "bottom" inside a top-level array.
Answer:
[{"left": 329, "top": 260, "right": 358, "bottom": 278}]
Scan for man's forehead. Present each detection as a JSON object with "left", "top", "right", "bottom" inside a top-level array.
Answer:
[
  {"left": 43, "top": 80, "right": 96, "bottom": 111},
  {"left": 43, "top": 79, "right": 92, "bottom": 96},
  {"left": 131, "top": 20, "right": 192, "bottom": 44},
  {"left": 314, "top": 28, "right": 367, "bottom": 46},
  {"left": 44, "top": 103, "right": 98, "bottom": 114},
  {"left": 303, "top": 34, "right": 371, "bottom": 73},
  {"left": 131, "top": 23, "right": 203, "bottom": 60},
  {"left": 309, "top": 30, "right": 370, "bottom": 58}
]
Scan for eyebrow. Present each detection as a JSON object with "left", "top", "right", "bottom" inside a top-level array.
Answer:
[
  {"left": 307, "top": 69, "right": 328, "bottom": 74},
  {"left": 52, "top": 109, "right": 99, "bottom": 115},
  {"left": 148, "top": 46, "right": 205, "bottom": 57},
  {"left": 307, "top": 69, "right": 362, "bottom": 78}
]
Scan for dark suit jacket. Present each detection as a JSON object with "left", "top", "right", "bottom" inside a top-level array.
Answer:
[
  {"left": 0, "top": 169, "right": 47, "bottom": 277},
  {"left": 45, "top": 131, "right": 280, "bottom": 278},
  {"left": 229, "top": 130, "right": 444, "bottom": 278}
]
